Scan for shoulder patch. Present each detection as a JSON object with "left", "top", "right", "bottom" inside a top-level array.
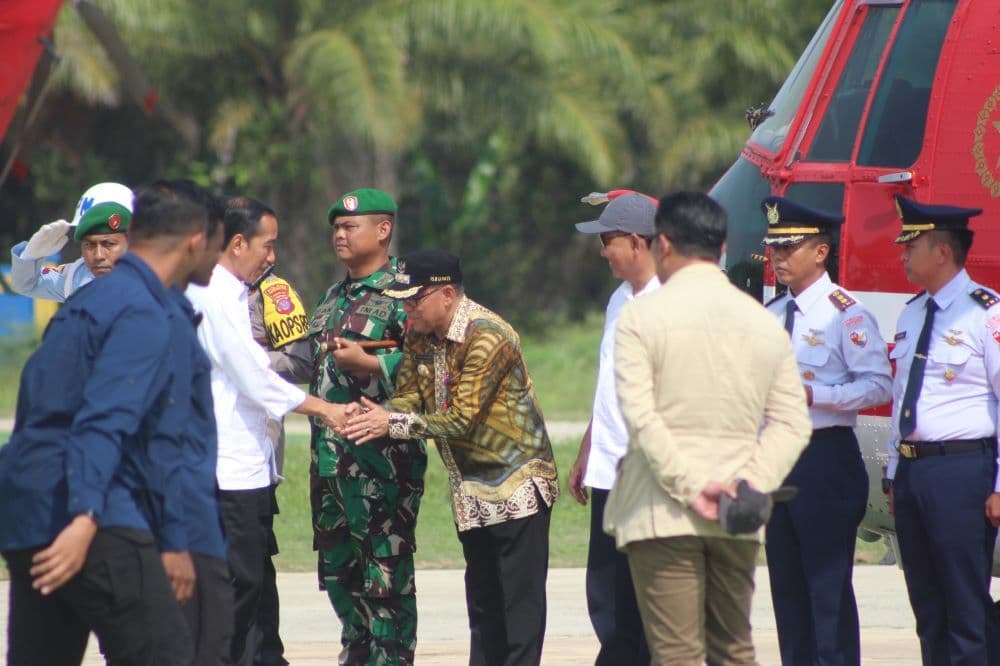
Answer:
[
  {"left": 764, "top": 293, "right": 786, "bottom": 308},
  {"left": 971, "top": 288, "right": 1000, "bottom": 309},
  {"left": 42, "top": 263, "right": 67, "bottom": 275},
  {"left": 828, "top": 289, "right": 856, "bottom": 312},
  {"left": 906, "top": 290, "right": 926, "bottom": 304}
]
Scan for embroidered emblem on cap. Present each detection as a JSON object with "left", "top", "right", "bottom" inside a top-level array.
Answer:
[
  {"left": 396, "top": 273, "right": 411, "bottom": 285},
  {"left": 343, "top": 195, "right": 358, "bottom": 212},
  {"left": 765, "top": 202, "right": 780, "bottom": 226},
  {"left": 108, "top": 213, "right": 121, "bottom": 230}
]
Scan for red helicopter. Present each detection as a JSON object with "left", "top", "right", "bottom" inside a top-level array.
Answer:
[{"left": 710, "top": 0, "right": 1000, "bottom": 569}]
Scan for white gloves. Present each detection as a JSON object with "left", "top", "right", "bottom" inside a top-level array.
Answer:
[{"left": 22, "top": 219, "right": 71, "bottom": 260}]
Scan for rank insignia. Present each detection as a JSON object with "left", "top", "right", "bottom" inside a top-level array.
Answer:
[
  {"left": 828, "top": 289, "right": 856, "bottom": 311},
  {"left": 850, "top": 330, "right": 867, "bottom": 347},
  {"left": 802, "top": 370, "right": 816, "bottom": 381},
  {"left": 971, "top": 288, "right": 1000, "bottom": 308},
  {"left": 944, "top": 369, "right": 956, "bottom": 382}
]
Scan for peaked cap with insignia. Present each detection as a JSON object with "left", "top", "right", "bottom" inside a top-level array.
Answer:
[
  {"left": 72, "top": 182, "right": 134, "bottom": 241},
  {"left": 760, "top": 196, "right": 843, "bottom": 247},
  {"left": 893, "top": 194, "right": 982, "bottom": 244},
  {"left": 383, "top": 249, "right": 462, "bottom": 299},
  {"left": 327, "top": 187, "right": 397, "bottom": 224}
]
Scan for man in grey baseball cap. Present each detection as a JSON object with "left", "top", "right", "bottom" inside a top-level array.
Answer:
[{"left": 569, "top": 189, "right": 660, "bottom": 665}]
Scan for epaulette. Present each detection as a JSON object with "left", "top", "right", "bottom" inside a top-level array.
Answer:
[
  {"left": 906, "top": 290, "right": 926, "bottom": 304},
  {"left": 970, "top": 287, "right": 1000, "bottom": 309},
  {"left": 828, "top": 289, "right": 856, "bottom": 312},
  {"left": 764, "top": 293, "right": 786, "bottom": 308}
]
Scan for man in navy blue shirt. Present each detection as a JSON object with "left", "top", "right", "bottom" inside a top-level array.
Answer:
[
  {"left": 144, "top": 179, "right": 233, "bottom": 666},
  {"left": 0, "top": 185, "right": 221, "bottom": 665}
]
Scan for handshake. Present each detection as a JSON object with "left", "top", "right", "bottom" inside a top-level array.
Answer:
[{"left": 307, "top": 396, "right": 390, "bottom": 444}]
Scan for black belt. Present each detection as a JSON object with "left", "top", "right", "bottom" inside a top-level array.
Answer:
[{"left": 897, "top": 437, "right": 995, "bottom": 460}]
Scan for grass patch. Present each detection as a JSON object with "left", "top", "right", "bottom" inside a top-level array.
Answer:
[
  {"left": 273, "top": 434, "right": 589, "bottom": 571},
  {"left": 520, "top": 313, "right": 601, "bottom": 422},
  {"left": 0, "top": 336, "right": 34, "bottom": 417}
]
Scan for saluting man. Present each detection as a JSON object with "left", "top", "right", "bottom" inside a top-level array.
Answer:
[
  {"left": 761, "top": 196, "right": 892, "bottom": 665},
  {"left": 885, "top": 195, "right": 1000, "bottom": 665},
  {"left": 308, "top": 188, "right": 425, "bottom": 665},
  {"left": 10, "top": 182, "right": 133, "bottom": 300}
]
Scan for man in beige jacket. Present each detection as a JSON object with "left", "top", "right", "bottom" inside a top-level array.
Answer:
[{"left": 604, "top": 191, "right": 812, "bottom": 665}]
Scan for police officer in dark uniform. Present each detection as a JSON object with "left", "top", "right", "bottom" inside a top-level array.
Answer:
[
  {"left": 885, "top": 195, "right": 1000, "bottom": 665},
  {"left": 762, "top": 197, "right": 892, "bottom": 665}
]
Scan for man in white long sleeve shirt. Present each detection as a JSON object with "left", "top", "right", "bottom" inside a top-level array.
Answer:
[{"left": 186, "top": 196, "right": 342, "bottom": 666}]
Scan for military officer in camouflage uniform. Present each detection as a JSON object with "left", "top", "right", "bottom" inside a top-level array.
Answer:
[{"left": 308, "top": 188, "right": 426, "bottom": 665}]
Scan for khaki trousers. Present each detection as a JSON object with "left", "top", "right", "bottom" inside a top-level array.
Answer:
[{"left": 626, "top": 536, "right": 759, "bottom": 666}]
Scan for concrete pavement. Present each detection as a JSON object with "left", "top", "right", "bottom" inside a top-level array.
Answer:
[{"left": 0, "top": 565, "right": 952, "bottom": 664}]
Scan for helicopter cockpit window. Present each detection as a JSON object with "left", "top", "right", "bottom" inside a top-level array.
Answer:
[
  {"left": 857, "top": 0, "right": 958, "bottom": 167},
  {"left": 749, "top": 1, "right": 842, "bottom": 154},
  {"left": 806, "top": 6, "right": 899, "bottom": 161}
]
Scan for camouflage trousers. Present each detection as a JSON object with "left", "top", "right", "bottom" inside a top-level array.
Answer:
[{"left": 313, "top": 473, "right": 424, "bottom": 666}]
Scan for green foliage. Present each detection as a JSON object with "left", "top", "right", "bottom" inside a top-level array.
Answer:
[{"left": 5, "top": 0, "right": 835, "bottom": 325}]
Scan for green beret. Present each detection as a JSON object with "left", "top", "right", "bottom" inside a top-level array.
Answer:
[
  {"left": 327, "top": 188, "right": 397, "bottom": 224},
  {"left": 74, "top": 202, "right": 132, "bottom": 240}
]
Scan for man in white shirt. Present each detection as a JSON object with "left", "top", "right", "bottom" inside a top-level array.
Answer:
[
  {"left": 186, "top": 196, "right": 343, "bottom": 666},
  {"left": 569, "top": 190, "right": 659, "bottom": 665}
]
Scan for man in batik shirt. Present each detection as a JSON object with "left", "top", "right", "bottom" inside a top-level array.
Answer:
[
  {"left": 308, "top": 188, "right": 425, "bottom": 665},
  {"left": 344, "top": 249, "right": 559, "bottom": 666}
]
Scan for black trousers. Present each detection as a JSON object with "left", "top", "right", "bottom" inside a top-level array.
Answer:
[
  {"left": 183, "top": 552, "right": 235, "bottom": 666},
  {"left": 253, "top": 484, "right": 287, "bottom": 666},
  {"left": 219, "top": 486, "right": 275, "bottom": 666},
  {"left": 765, "top": 426, "right": 867, "bottom": 666},
  {"left": 894, "top": 446, "right": 998, "bottom": 665},
  {"left": 586, "top": 489, "right": 649, "bottom": 666},
  {"left": 3, "top": 527, "right": 192, "bottom": 666},
  {"left": 458, "top": 505, "right": 551, "bottom": 666}
]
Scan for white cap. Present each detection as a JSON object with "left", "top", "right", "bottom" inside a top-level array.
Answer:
[{"left": 70, "top": 182, "right": 134, "bottom": 227}]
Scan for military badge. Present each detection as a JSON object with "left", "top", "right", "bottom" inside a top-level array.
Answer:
[
  {"left": 802, "top": 370, "right": 816, "bottom": 381},
  {"left": 895, "top": 331, "right": 907, "bottom": 341},
  {"left": 843, "top": 315, "right": 863, "bottom": 329},
  {"left": 802, "top": 329, "right": 824, "bottom": 347},
  {"left": 850, "top": 330, "right": 867, "bottom": 347},
  {"left": 343, "top": 195, "right": 359, "bottom": 211},
  {"left": 765, "top": 202, "right": 780, "bottom": 226},
  {"left": 944, "top": 369, "right": 956, "bottom": 382},
  {"left": 108, "top": 213, "right": 121, "bottom": 230},
  {"left": 264, "top": 282, "right": 295, "bottom": 315},
  {"left": 943, "top": 329, "right": 963, "bottom": 346},
  {"left": 993, "top": 329, "right": 1000, "bottom": 345}
]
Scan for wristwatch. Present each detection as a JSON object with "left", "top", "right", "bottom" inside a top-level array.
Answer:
[{"left": 881, "top": 478, "right": 893, "bottom": 494}]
